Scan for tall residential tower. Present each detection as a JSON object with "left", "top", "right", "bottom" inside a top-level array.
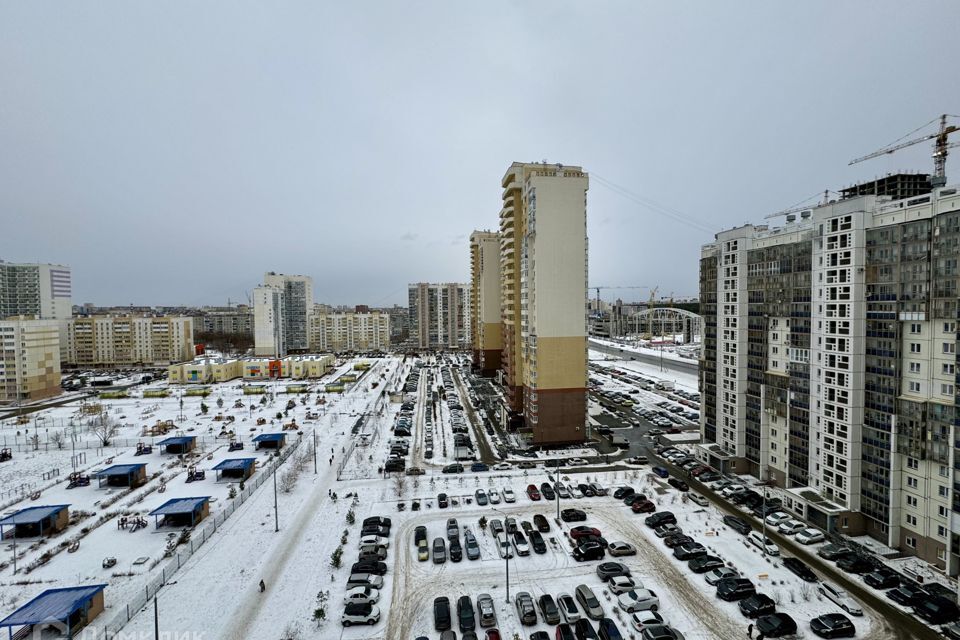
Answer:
[
  {"left": 499, "top": 162, "right": 589, "bottom": 445},
  {"left": 469, "top": 231, "right": 502, "bottom": 376}
]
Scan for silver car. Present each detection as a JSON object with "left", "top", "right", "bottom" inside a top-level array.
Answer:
[
  {"left": 576, "top": 584, "right": 604, "bottom": 620},
  {"left": 476, "top": 593, "right": 497, "bottom": 627},
  {"left": 514, "top": 591, "right": 537, "bottom": 625}
]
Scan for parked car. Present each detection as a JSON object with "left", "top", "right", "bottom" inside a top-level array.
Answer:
[
  {"left": 673, "top": 543, "right": 708, "bottom": 561},
  {"left": 755, "top": 613, "right": 797, "bottom": 638},
  {"left": 705, "top": 567, "right": 740, "bottom": 585},
  {"left": 346, "top": 573, "right": 383, "bottom": 590},
  {"left": 514, "top": 591, "right": 537, "bottom": 625},
  {"left": 836, "top": 555, "right": 873, "bottom": 575},
  {"left": 617, "top": 589, "right": 660, "bottom": 613},
  {"left": 574, "top": 618, "right": 599, "bottom": 640},
  {"left": 667, "top": 478, "right": 689, "bottom": 492},
  {"left": 914, "top": 595, "right": 960, "bottom": 624},
  {"left": 629, "top": 611, "right": 666, "bottom": 633},
  {"left": 443, "top": 463, "right": 464, "bottom": 474},
  {"left": 632, "top": 500, "right": 656, "bottom": 514},
  {"left": 645, "top": 512, "right": 676, "bottom": 528},
  {"left": 576, "top": 584, "right": 605, "bottom": 619},
  {"left": 613, "top": 486, "right": 635, "bottom": 500},
  {"left": 782, "top": 557, "right": 818, "bottom": 582},
  {"left": 533, "top": 514, "right": 550, "bottom": 532},
  {"left": 529, "top": 530, "right": 546, "bottom": 554},
  {"left": 608, "top": 575, "right": 638, "bottom": 594},
  {"left": 511, "top": 530, "right": 530, "bottom": 556},
  {"left": 777, "top": 519, "right": 805, "bottom": 535},
  {"left": 596, "top": 561, "right": 631, "bottom": 580},
  {"left": 417, "top": 540, "right": 429, "bottom": 561},
  {"left": 810, "top": 613, "right": 856, "bottom": 638},
  {"left": 432, "top": 538, "right": 447, "bottom": 564},
  {"left": 608, "top": 541, "right": 637, "bottom": 557},
  {"left": 344, "top": 586, "right": 380, "bottom": 605},
  {"left": 341, "top": 602, "right": 380, "bottom": 626},
  {"left": 475, "top": 489, "right": 489, "bottom": 505},
  {"left": 457, "top": 595, "right": 476, "bottom": 632},
  {"left": 562, "top": 508, "right": 587, "bottom": 522},
  {"left": 722, "top": 514, "right": 751, "bottom": 535},
  {"left": 817, "top": 544, "right": 854, "bottom": 561},
  {"left": 502, "top": 487, "right": 516, "bottom": 503},
  {"left": 688, "top": 493, "right": 708, "bottom": 506},
  {"left": 596, "top": 617, "right": 624, "bottom": 640},
  {"left": 748, "top": 532, "right": 779, "bottom": 556},
  {"left": 818, "top": 583, "right": 863, "bottom": 616},
  {"left": 795, "top": 528, "right": 826, "bottom": 545},
  {"left": 571, "top": 526, "right": 602, "bottom": 540},
  {"left": 537, "top": 594, "right": 561, "bottom": 625},
  {"left": 886, "top": 584, "right": 927, "bottom": 607},
  {"left": 350, "top": 560, "right": 387, "bottom": 576},
  {"left": 862, "top": 567, "right": 898, "bottom": 589},
  {"left": 639, "top": 625, "right": 684, "bottom": 640},
  {"left": 653, "top": 523, "right": 682, "bottom": 539},
  {"left": 434, "top": 596, "right": 451, "bottom": 630},
  {"left": 716, "top": 578, "right": 756, "bottom": 602},
  {"left": 437, "top": 493, "right": 449, "bottom": 508},
  {"left": 449, "top": 537, "right": 463, "bottom": 562},
  {"left": 574, "top": 541, "right": 605, "bottom": 562},
  {"left": 526, "top": 484, "right": 541, "bottom": 500},
  {"left": 558, "top": 592, "right": 581, "bottom": 624},
  {"left": 738, "top": 593, "right": 776, "bottom": 618},
  {"left": 687, "top": 555, "right": 724, "bottom": 574}
]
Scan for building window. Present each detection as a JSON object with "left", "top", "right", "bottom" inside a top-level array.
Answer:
[
  {"left": 939, "top": 505, "right": 949, "bottom": 518},
  {"left": 910, "top": 323, "right": 921, "bottom": 334},
  {"left": 910, "top": 343, "right": 921, "bottom": 353},
  {"left": 908, "top": 381, "right": 921, "bottom": 393},
  {"left": 906, "top": 515, "right": 918, "bottom": 527},
  {"left": 909, "top": 362, "right": 921, "bottom": 373},
  {"left": 940, "top": 465, "right": 950, "bottom": 478},
  {"left": 944, "top": 322, "right": 956, "bottom": 333},
  {"left": 906, "top": 495, "right": 918, "bottom": 507},
  {"left": 944, "top": 363, "right": 956, "bottom": 376},
  {"left": 907, "top": 458, "right": 919, "bottom": 470},
  {"left": 940, "top": 485, "right": 950, "bottom": 497},
  {"left": 942, "top": 384, "right": 955, "bottom": 396},
  {"left": 907, "top": 477, "right": 918, "bottom": 489},
  {"left": 944, "top": 343, "right": 956, "bottom": 354}
]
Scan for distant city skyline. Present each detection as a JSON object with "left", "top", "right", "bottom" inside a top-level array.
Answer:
[{"left": 2, "top": 2, "right": 958, "bottom": 306}]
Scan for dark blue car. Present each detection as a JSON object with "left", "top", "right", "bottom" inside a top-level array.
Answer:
[{"left": 470, "top": 462, "right": 489, "bottom": 472}]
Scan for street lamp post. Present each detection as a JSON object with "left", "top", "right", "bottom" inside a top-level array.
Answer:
[
  {"left": 273, "top": 462, "right": 279, "bottom": 532},
  {"left": 491, "top": 508, "right": 512, "bottom": 603}
]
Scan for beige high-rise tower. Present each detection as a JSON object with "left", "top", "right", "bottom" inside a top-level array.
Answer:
[
  {"left": 499, "top": 162, "right": 589, "bottom": 445},
  {"left": 470, "top": 231, "right": 502, "bottom": 376}
]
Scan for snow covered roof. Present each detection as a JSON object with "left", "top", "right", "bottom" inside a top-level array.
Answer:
[
  {"left": 157, "top": 436, "right": 196, "bottom": 446},
  {"left": 212, "top": 458, "right": 256, "bottom": 471},
  {"left": 0, "top": 505, "right": 69, "bottom": 526},
  {"left": 149, "top": 497, "right": 210, "bottom": 516},
  {"left": 0, "top": 585, "right": 106, "bottom": 627},
  {"left": 94, "top": 464, "right": 145, "bottom": 477},
  {"left": 252, "top": 433, "right": 285, "bottom": 443}
]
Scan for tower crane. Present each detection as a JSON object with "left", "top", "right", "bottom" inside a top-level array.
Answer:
[{"left": 849, "top": 114, "right": 960, "bottom": 186}]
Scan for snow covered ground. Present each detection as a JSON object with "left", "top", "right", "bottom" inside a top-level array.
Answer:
[
  {"left": 0, "top": 356, "right": 897, "bottom": 640},
  {"left": 590, "top": 349, "right": 699, "bottom": 393}
]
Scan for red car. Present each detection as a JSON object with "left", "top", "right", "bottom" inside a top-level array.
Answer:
[
  {"left": 526, "top": 484, "right": 542, "bottom": 500},
  {"left": 485, "top": 629, "right": 502, "bottom": 640},
  {"left": 570, "top": 525, "right": 602, "bottom": 540},
  {"left": 690, "top": 466, "right": 709, "bottom": 477},
  {"left": 632, "top": 500, "right": 656, "bottom": 513}
]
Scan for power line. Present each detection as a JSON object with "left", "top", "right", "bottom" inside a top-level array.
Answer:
[{"left": 590, "top": 173, "right": 715, "bottom": 233}]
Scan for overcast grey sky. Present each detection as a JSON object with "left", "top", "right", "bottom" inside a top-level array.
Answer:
[{"left": 2, "top": 1, "right": 959, "bottom": 307}]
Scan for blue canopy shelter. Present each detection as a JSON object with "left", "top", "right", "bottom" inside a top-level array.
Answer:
[
  {"left": 212, "top": 458, "right": 257, "bottom": 482},
  {"left": 0, "top": 505, "right": 70, "bottom": 539},
  {"left": 149, "top": 497, "right": 210, "bottom": 528},
  {"left": 94, "top": 464, "right": 147, "bottom": 488},
  {"left": 0, "top": 584, "right": 107, "bottom": 639},
  {"left": 252, "top": 433, "right": 286, "bottom": 450},
  {"left": 157, "top": 436, "right": 197, "bottom": 454}
]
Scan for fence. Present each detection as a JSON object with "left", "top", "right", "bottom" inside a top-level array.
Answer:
[{"left": 90, "top": 433, "right": 304, "bottom": 640}]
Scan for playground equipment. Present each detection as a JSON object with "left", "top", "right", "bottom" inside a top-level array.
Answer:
[
  {"left": 185, "top": 466, "right": 206, "bottom": 483},
  {"left": 228, "top": 441, "right": 244, "bottom": 452},
  {"left": 134, "top": 442, "right": 153, "bottom": 456},
  {"left": 67, "top": 472, "right": 91, "bottom": 489},
  {"left": 0, "top": 448, "right": 11, "bottom": 462}
]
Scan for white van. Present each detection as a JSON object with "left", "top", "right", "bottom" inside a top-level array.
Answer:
[{"left": 749, "top": 531, "right": 779, "bottom": 556}]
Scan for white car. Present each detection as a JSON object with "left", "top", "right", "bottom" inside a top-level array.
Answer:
[
  {"left": 749, "top": 531, "right": 780, "bottom": 556},
  {"left": 502, "top": 487, "right": 516, "bottom": 503},
  {"left": 709, "top": 479, "right": 732, "bottom": 491},
  {"left": 818, "top": 582, "right": 863, "bottom": 616},
  {"left": 721, "top": 484, "right": 746, "bottom": 497},
  {"left": 609, "top": 575, "right": 639, "bottom": 594},
  {"left": 569, "top": 457, "right": 589, "bottom": 466},
  {"left": 341, "top": 603, "right": 381, "bottom": 626},
  {"left": 795, "top": 527, "right": 825, "bottom": 545},
  {"left": 557, "top": 592, "right": 581, "bottom": 623},
  {"left": 688, "top": 493, "right": 709, "bottom": 507},
  {"left": 343, "top": 586, "right": 380, "bottom": 605},
  {"left": 764, "top": 512, "right": 791, "bottom": 527},
  {"left": 617, "top": 589, "right": 660, "bottom": 613},
  {"left": 357, "top": 535, "right": 389, "bottom": 549},
  {"left": 511, "top": 531, "right": 530, "bottom": 556},
  {"left": 777, "top": 519, "right": 805, "bottom": 535},
  {"left": 630, "top": 611, "right": 667, "bottom": 632},
  {"left": 496, "top": 533, "right": 514, "bottom": 559},
  {"left": 607, "top": 541, "right": 637, "bottom": 557},
  {"left": 567, "top": 484, "right": 583, "bottom": 499},
  {"left": 487, "top": 489, "right": 501, "bottom": 504},
  {"left": 705, "top": 566, "right": 739, "bottom": 585},
  {"left": 492, "top": 462, "right": 512, "bottom": 471}
]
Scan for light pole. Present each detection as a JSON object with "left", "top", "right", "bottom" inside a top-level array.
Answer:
[
  {"left": 491, "top": 508, "right": 512, "bottom": 603},
  {"left": 272, "top": 462, "right": 279, "bottom": 532}
]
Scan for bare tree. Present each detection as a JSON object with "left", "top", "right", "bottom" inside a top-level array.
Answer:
[
  {"left": 92, "top": 414, "right": 119, "bottom": 447},
  {"left": 50, "top": 431, "right": 65, "bottom": 450},
  {"left": 393, "top": 474, "right": 407, "bottom": 498}
]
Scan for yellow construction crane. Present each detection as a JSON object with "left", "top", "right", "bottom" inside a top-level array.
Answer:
[{"left": 849, "top": 114, "right": 960, "bottom": 185}]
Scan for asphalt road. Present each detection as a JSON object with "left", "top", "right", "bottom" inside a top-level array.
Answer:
[{"left": 589, "top": 339, "right": 699, "bottom": 376}]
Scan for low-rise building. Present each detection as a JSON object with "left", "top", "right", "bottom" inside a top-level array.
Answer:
[{"left": 167, "top": 354, "right": 334, "bottom": 383}]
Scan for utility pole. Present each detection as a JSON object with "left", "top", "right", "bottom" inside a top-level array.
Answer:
[
  {"left": 273, "top": 463, "right": 279, "bottom": 532},
  {"left": 154, "top": 594, "right": 159, "bottom": 640},
  {"left": 313, "top": 429, "right": 318, "bottom": 475}
]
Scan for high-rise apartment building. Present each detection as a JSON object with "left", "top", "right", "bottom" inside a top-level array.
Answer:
[
  {"left": 253, "top": 286, "right": 285, "bottom": 357},
  {"left": 263, "top": 272, "right": 314, "bottom": 352},
  {"left": 200, "top": 307, "right": 254, "bottom": 335},
  {"left": 499, "top": 162, "right": 589, "bottom": 445},
  {"left": 470, "top": 231, "right": 502, "bottom": 376},
  {"left": 65, "top": 316, "right": 194, "bottom": 366},
  {"left": 309, "top": 311, "right": 390, "bottom": 352},
  {"left": 408, "top": 283, "right": 469, "bottom": 349},
  {"left": 699, "top": 177, "right": 960, "bottom": 574},
  {"left": 0, "top": 261, "right": 72, "bottom": 320},
  {"left": 0, "top": 317, "right": 62, "bottom": 404}
]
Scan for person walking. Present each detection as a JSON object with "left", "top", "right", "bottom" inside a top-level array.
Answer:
[
  {"left": 259, "top": 579, "right": 265, "bottom": 593},
  {"left": 747, "top": 623, "right": 753, "bottom": 638}
]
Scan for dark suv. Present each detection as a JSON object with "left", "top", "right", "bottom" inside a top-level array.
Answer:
[
  {"left": 716, "top": 578, "right": 756, "bottom": 602},
  {"left": 573, "top": 541, "right": 605, "bottom": 562},
  {"left": 644, "top": 512, "right": 676, "bottom": 528},
  {"left": 457, "top": 595, "right": 475, "bottom": 632},
  {"left": 434, "top": 596, "right": 451, "bottom": 630}
]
